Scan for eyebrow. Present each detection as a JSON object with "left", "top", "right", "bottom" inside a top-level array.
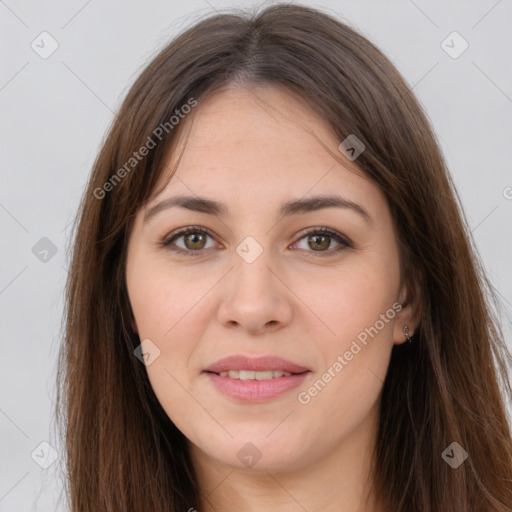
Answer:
[{"left": 144, "top": 194, "right": 372, "bottom": 224}]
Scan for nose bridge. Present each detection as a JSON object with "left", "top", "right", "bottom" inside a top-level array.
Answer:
[
  {"left": 230, "top": 233, "right": 277, "bottom": 297},
  {"left": 216, "top": 233, "right": 293, "bottom": 331}
]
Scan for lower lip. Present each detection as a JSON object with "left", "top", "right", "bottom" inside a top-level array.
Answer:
[{"left": 205, "top": 372, "right": 310, "bottom": 402}]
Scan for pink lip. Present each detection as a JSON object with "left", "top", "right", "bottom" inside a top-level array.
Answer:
[
  {"left": 204, "top": 355, "right": 310, "bottom": 374},
  {"left": 203, "top": 355, "right": 311, "bottom": 402},
  {"left": 205, "top": 373, "right": 309, "bottom": 402}
]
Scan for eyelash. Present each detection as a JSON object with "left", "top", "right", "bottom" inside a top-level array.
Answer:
[{"left": 160, "top": 225, "right": 352, "bottom": 258}]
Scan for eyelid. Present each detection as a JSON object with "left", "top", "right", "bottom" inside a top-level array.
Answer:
[
  {"left": 295, "top": 226, "right": 351, "bottom": 244},
  {"left": 291, "top": 226, "right": 352, "bottom": 256},
  {"left": 160, "top": 225, "right": 352, "bottom": 256},
  {"left": 161, "top": 225, "right": 219, "bottom": 255}
]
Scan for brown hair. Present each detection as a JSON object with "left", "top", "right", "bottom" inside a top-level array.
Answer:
[{"left": 55, "top": 3, "right": 512, "bottom": 511}]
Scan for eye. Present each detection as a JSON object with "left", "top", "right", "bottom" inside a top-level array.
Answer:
[
  {"left": 161, "top": 226, "right": 218, "bottom": 256},
  {"left": 291, "top": 227, "right": 351, "bottom": 256}
]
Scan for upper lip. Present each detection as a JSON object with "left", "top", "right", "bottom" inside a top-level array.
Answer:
[{"left": 204, "top": 355, "right": 310, "bottom": 374}]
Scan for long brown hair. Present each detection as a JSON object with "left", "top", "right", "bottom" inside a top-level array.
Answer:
[{"left": 55, "top": 3, "right": 512, "bottom": 511}]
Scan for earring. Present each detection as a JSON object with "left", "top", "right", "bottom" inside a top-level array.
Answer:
[{"left": 404, "top": 325, "right": 413, "bottom": 343}]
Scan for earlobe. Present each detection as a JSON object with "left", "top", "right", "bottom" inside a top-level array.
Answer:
[
  {"left": 392, "top": 305, "right": 415, "bottom": 345},
  {"left": 393, "top": 278, "right": 422, "bottom": 345}
]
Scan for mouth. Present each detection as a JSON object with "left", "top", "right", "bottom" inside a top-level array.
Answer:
[{"left": 203, "top": 354, "right": 311, "bottom": 402}]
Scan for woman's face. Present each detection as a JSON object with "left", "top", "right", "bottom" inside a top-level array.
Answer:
[{"left": 125, "top": 84, "right": 414, "bottom": 473}]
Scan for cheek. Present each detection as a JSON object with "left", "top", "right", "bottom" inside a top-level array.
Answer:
[
  {"left": 303, "top": 253, "right": 399, "bottom": 402},
  {"left": 300, "top": 302, "right": 394, "bottom": 445},
  {"left": 311, "top": 257, "right": 399, "bottom": 342},
  {"left": 126, "top": 258, "right": 207, "bottom": 405},
  {"left": 127, "top": 263, "right": 209, "bottom": 429},
  {"left": 127, "top": 253, "right": 207, "bottom": 339}
]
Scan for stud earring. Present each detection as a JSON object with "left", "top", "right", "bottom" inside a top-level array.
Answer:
[{"left": 404, "top": 325, "right": 413, "bottom": 343}]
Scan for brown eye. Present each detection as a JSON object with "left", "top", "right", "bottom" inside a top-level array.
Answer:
[
  {"left": 307, "top": 234, "right": 331, "bottom": 251},
  {"left": 162, "top": 227, "right": 217, "bottom": 256},
  {"left": 293, "top": 227, "right": 351, "bottom": 256},
  {"left": 183, "top": 232, "right": 207, "bottom": 250}
]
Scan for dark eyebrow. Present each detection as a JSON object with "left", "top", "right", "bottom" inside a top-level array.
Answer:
[{"left": 144, "top": 194, "right": 372, "bottom": 224}]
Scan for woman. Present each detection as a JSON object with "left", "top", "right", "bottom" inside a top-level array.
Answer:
[{"left": 56, "top": 3, "right": 512, "bottom": 511}]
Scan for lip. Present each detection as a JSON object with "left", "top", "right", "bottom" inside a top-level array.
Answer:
[
  {"left": 203, "top": 355, "right": 311, "bottom": 402},
  {"left": 204, "top": 355, "right": 310, "bottom": 374},
  {"left": 206, "top": 372, "right": 309, "bottom": 402}
]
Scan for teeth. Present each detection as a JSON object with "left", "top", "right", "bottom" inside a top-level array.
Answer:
[
  {"left": 255, "top": 371, "right": 274, "bottom": 380},
  {"left": 218, "top": 370, "right": 293, "bottom": 380}
]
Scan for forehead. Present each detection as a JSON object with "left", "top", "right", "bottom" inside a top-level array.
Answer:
[{"left": 149, "top": 84, "right": 382, "bottom": 215}]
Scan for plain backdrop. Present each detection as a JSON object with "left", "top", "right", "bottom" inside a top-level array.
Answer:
[{"left": 1, "top": 0, "right": 511, "bottom": 510}]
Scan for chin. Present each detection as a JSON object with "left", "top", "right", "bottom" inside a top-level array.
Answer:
[{"left": 192, "top": 431, "right": 317, "bottom": 473}]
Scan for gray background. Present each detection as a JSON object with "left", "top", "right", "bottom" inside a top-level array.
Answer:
[{"left": 1, "top": 0, "right": 511, "bottom": 510}]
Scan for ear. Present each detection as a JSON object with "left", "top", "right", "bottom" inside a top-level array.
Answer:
[{"left": 392, "top": 275, "right": 422, "bottom": 345}]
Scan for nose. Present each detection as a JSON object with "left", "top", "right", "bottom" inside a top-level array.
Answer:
[{"left": 216, "top": 249, "right": 294, "bottom": 335}]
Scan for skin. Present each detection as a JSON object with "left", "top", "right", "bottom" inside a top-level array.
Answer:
[{"left": 125, "top": 84, "right": 420, "bottom": 512}]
